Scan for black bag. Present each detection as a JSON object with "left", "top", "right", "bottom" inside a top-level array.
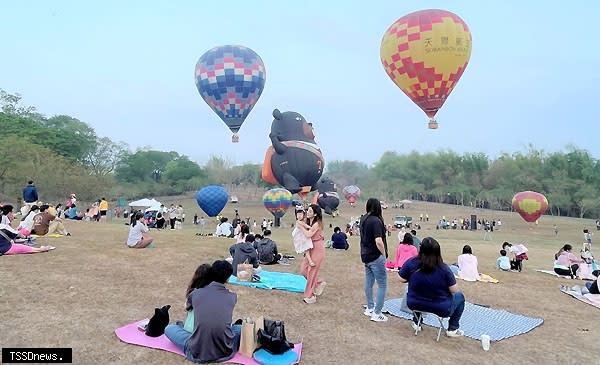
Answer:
[
  {"left": 145, "top": 305, "right": 171, "bottom": 337},
  {"left": 257, "top": 319, "right": 294, "bottom": 354}
]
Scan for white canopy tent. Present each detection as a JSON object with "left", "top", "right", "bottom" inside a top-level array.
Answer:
[
  {"left": 128, "top": 198, "right": 161, "bottom": 209},
  {"left": 145, "top": 203, "right": 163, "bottom": 212}
]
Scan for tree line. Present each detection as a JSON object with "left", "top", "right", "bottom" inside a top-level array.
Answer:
[{"left": 1, "top": 88, "right": 598, "bottom": 218}]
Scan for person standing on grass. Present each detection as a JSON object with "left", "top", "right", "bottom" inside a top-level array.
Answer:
[
  {"left": 360, "top": 198, "right": 389, "bottom": 322},
  {"left": 22, "top": 180, "right": 38, "bottom": 216},
  {"left": 99, "top": 197, "right": 109, "bottom": 222},
  {"left": 297, "top": 204, "right": 327, "bottom": 304}
]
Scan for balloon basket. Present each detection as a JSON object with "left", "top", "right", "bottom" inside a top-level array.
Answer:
[
  {"left": 232, "top": 134, "right": 239, "bottom": 143},
  {"left": 428, "top": 119, "right": 439, "bottom": 129}
]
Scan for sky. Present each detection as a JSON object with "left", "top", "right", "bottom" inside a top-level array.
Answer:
[{"left": 2, "top": 0, "right": 598, "bottom": 167}]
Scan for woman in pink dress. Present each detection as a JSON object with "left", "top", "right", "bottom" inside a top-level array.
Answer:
[{"left": 297, "top": 204, "right": 326, "bottom": 304}]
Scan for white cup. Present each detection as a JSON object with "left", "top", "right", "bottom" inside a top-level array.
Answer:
[{"left": 481, "top": 334, "right": 490, "bottom": 351}]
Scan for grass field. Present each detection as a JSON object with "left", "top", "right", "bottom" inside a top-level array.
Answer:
[{"left": 1, "top": 197, "right": 598, "bottom": 364}]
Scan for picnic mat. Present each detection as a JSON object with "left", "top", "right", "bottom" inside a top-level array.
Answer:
[
  {"left": 30, "top": 233, "right": 63, "bottom": 238},
  {"left": 114, "top": 320, "right": 303, "bottom": 364},
  {"left": 536, "top": 269, "right": 572, "bottom": 279},
  {"left": 456, "top": 273, "right": 499, "bottom": 283},
  {"left": 381, "top": 298, "right": 544, "bottom": 341},
  {"left": 560, "top": 287, "right": 600, "bottom": 309},
  {"left": 228, "top": 270, "right": 307, "bottom": 293}
]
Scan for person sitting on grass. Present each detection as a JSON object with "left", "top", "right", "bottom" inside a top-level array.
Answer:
[
  {"left": 32, "top": 205, "right": 70, "bottom": 236},
  {"left": 255, "top": 229, "right": 282, "bottom": 265},
  {"left": 182, "top": 263, "right": 213, "bottom": 332},
  {"left": 331, "top": 226, "right": 349, "bottom": 250},
  {"left": 394, "top": 232, "right": 418, "bottom": 269},
  {"left": 230, "top": 234, "right": 260, "bottom": 277},
  {"left": 126, "top": 211, "right": 154, "bottom": 248},
  {"left": 496, "top": 249, "right": 511, "bottom": 271},
  {"left": 554, "top": 244, "right": 583, "bottom": 279},
  {"left": 456, "top": 245, "right": 480, "bottom": 281},
  {"left": 17, "top": 204, "right": 39, "bottom": 237},
  {"left": 399, "top": 237, "right": 466, "bottom": 338},
  {"left": 0, "top": 205, "right": 55, "bottom": 255},
  {"left": 165, "top": 260, "right": 241, "bottom": 363}
]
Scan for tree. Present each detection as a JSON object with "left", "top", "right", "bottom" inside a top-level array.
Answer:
[
  {"left": 0, "top": 89, "right": 38, "bottom": 117},
  {"left": 115, "top": 150, "right": 179, "bottom": 183},
  {"left": 83, "top": 137, "right": 128, "bottom": 176}
]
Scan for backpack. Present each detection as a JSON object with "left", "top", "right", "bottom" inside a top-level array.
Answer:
[
  {"left": 145, "top": 305, "right": 171, "bottom": 337},
  {"left": 257, "top": 239, "right": 275, "bottom": 263}
]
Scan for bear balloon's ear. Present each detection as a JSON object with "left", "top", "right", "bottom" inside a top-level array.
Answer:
[{"left": 273, "top": 109, "right": 282, "bottom": 120}]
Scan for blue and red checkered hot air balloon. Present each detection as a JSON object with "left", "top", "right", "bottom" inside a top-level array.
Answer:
[
  {"left": 196, "top": 185, "right": 228, "bottom": 217},
  {"left": 195, "top": 45, "right": 266, "bottom": 142}
]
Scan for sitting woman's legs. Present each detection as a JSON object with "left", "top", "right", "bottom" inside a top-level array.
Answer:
[
  {"left": 571, "top": 264, "right": 580, "bottom": 277},
  {"left": 231, "top": 324, "right": 242, "bottom": 352},
  {"left": 554, "top": 267, "right": 572, "bottom": 277},
  {"left": 164, "top": 323, "right": 192, "bottom": 353},
  {"left": 5, "top": 244, "right": 54, "bottom": 255},
  {"left": 448, "top": 292, "right": 465, "bottom": 331},
  {"left": 130, "top": 237, "right": 154, "bottom": 248}
]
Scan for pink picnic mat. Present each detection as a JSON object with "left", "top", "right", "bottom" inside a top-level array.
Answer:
[{"left": 114, "top": 320, "right": 303, "bottom": 364}]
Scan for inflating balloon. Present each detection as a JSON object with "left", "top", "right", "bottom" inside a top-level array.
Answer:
[
  {"left": 343, "top": 185, "right": 361, "bottom": 206},
  {"left": 263, "top": 188, "right": 293, "bottom": 218},
  {"left": 195, "top": 45, "right": 266, "bottom": 142},
  {"left": 317, "top": 177, "right": 339, "bottom": 216},
  {"left": 380, "top": 9, "right": 472, "bottom": 129},
  {"left": 196, "top": 185, "right": 228, "bottom": 217},
  {"left": 512, "top": 191, "right": 549, "bottom": 223},
  {"left": 261, "top": 109, "right": 324, "bottom": 199}
]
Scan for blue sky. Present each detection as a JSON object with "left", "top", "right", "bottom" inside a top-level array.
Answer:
[{"left": 2, "top": 0, "right": 598, "bottom": 166}]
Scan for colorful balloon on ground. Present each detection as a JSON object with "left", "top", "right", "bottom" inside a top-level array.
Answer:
[
  {"left": 195, "top": 45, "right": 266, "bottom": 142},
  {"left": 196, "top": 185, "right": 228, "bottom": 217},
  {"left": 263, "top": 188, "right": 293, "bottom": 218},
  {"left": 380, "top": 9, "right": 472, "bottom": 129},
  {"left": 261, "top": 109, "right": 324, "bottom": 199},
  {"left": 317, "top": 177, "right": 339, "bottom": 216},
  {"left": 343, "top": 185, "right": 361, "bottom": 206},
  {"left": 512, "top": 191, "right": 549, "bottom": 223}
]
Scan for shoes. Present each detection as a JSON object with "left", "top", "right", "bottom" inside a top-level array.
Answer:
[
  {"left": 411, "top": 322, "right": 422, "bottom": 333},
  {"left": 446, "top": 328, "right": 464, "bottom": 337},
  {"left": 370, "top": 312, "right": 388, "bottom": 322},
  {"left": 278, "top": 258, "right": 291, "bottom": 265},
  {"left": 66, "top": 233, "right": 71, "bottom": 236},
  {"left": 314, "top": 281, "right": 327, "bottom": 296},
  {"left": 303, "top": 296, "right": 316, "bottom": 304},
  {"left": 363, "top": 307, "right": 374, "bottom": 317}
]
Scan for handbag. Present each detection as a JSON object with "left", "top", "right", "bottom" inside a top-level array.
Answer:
[
  {"left": 239, "top": 316, "right": 264, "bottom": 357},
  {"left": 145, "top": 305, "right": 171, "bottom": 337},
  {"left": 237, "top": 259, "right": 253, "bottom": 282},
  {"left": 257, "top": 319, "right": 294, "bottom": 355}
]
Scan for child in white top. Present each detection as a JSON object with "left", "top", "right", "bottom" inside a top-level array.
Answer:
[{"left": 292, "top": 209, "right": 313, "bottom": 264}]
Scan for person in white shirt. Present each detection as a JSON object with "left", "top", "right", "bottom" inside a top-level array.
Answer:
[
  {"left": 457, "top": 245, "right": 480, "bottom": 281},
  {"left": 127, "top": 212, "right": 153, "bottom": 248},
  {"left": 215, "top": 218, "right": 233, "bottom": 237},
  {"left": 18, "top": 205, "right": 40, "bottom": 236}
]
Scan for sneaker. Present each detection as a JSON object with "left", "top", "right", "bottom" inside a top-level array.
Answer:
[
  {"left": 363, "top": 307, "right": 374, "bottom": 317},
  {"left": 314, "top": 281, "right": 327, "bottom": 296},
  {"left": 370, "top": 312, "right": 388, "bottom": 322},
  {"left": 303, "top": 296, "right": 316, "bottom": 304},
  {"left": 278, "top": 258, "right": 291, "bottom": 265},
  {"left": 446, "top": 328, "right": 464, "bottom": 337},
  {"left": 411, "top": 322, "right": 422, "bottom": 332}
]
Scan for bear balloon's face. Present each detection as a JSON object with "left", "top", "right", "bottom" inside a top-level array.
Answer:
[
  {"left": 271, "top": 109, "right": 316, "bottom": 143},
  {"left": 317, "top": 177, "right": 336, "bottom": 193}
]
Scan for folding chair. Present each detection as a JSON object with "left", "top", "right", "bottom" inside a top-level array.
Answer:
[{"left": 412, "top": 311, "right": 447, "bottom": 342}]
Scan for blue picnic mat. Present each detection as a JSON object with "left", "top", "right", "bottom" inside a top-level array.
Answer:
[
  {"left": 228, "top": 270, "right": 306, "bottom": 293},
  {"left": 382, "top": 297, "right": 544, "bottom": 342}
]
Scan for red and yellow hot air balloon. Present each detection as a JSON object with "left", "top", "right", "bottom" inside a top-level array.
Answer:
[
  {"left": 380, "top": 9, "right": 472, "bottom": 129},
  {"left": 512, "top": 191, "right": 549, "bottom": 223}
]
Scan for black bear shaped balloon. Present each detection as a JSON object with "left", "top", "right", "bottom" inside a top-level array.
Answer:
[{"left": 262, "top": 109, "right": 325, "bottom": 199}]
